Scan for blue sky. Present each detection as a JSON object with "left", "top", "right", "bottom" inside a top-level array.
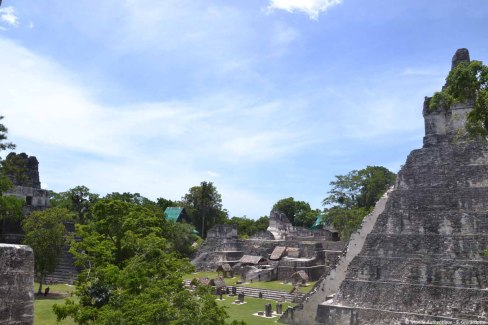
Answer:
[{"left": 1, "top": 0, "right": 487, "bottom": 218}]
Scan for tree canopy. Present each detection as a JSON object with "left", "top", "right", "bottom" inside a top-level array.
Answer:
[
  {"left": 181, "top": 181, "right": 227, "bottom": 238},
  {"left": 272, "top": 197, "right": 318, "bottom": 227},
  {"left": 50, "top": 186, "right": 100, "bottom": 224},
  {"left": 225, "top": 215, "right": 269, "bottom": 238},
  {"left": 54, "top": 198, "right": 227, "bottom": 324},
  {"left": 429, "top": 60, "right": 488, "bottom": 137},
  {"left": 323, "top": 166, "right": 396, "bottom": 239}
]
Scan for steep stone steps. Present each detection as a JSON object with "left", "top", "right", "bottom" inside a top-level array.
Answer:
[
  {"left": 315, "top": 302, "right": 486, "bottom": 325},
  {"left": 346, "top": 255, "right": 488, "bottom": 288}
]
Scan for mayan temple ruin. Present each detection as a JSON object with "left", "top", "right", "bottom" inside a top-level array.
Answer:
[{"left": 280, "top": 48, "right": 488, "bottom": 324}]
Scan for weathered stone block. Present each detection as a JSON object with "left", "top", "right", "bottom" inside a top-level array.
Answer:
[{"left": 0, "top": 244, "right": 34, "bottom": 325}]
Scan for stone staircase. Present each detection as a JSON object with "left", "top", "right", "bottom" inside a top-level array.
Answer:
[
  {"left": 183, "top": 280, "right": 304, "bottom": 302},
  {"left": 45, "top": 244, "right": 78, "bottom": 284}
]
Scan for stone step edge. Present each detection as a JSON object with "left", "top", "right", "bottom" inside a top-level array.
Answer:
[
  {"left": 318, "top": 302, "right": 486, "bottom": 322},
  {"left": 341, "top": 278, "right": 488, "bottom": 291}
]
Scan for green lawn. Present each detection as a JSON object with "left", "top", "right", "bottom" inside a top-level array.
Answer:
[
  {"left": 34, "top": 283, "right": 75, "bottom": 325},
  {"left": 33, "top": 279, "right": 301, "bottom": 324},
  {"left": 184, "top": 272, "right": 317, "bottom": 294},
  {"left": 219, "top": 295, "right": 295, "bottom": 325}
]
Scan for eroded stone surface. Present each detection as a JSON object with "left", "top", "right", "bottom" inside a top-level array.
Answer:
[{"left": 0, "top": 244, "right": 34, "bottom": 325}]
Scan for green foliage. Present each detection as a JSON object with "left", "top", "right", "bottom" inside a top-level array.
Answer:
[
  {"left": 272, "top": 197, "right": 318, "bottom": 227},
  {"left": 325, "top": 207, "right": 369, "bottom": 240},
  {"left": 323, "top": 166, "right": 396, "bottom": 239},
  {"left": 0, "top": 171, "right": 24, "bottom": 222},
  {"left": 323, "top": 166, "right": 395, "bottom": 210},
  {"left": 50, "top": 186, "right": 100, "bottom": 224},
  {"left": 0, "top": 116, "right": 24, "bottom": 224},
  {"left": 182, "top": 181, "right": 227, "bottom": 238},
  {"left": 22, "top": 207, "right": 75, "bottom": 294},
  {"left": 156, "top": 197, "right": 177, "bottom": 213},
  {"left": 0, "top": 116, "right": 15, "bottom": 152},
  {"left": 429, "top": 60, "right": 488, "bottom": 137},
  {"left": 225, "top": 216, "right": 269, "bottom": 238},
  {"left": 54, "top": 198, "right": 227, "bottom": 324}
]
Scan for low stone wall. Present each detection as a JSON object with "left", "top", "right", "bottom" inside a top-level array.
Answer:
[{"left": 0, "top": 244, "right": 34, "bottom": 325}]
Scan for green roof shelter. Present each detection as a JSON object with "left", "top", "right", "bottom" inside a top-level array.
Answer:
[
  {"left": 310, "top": 212, "right": 326, "bottom": 230},
  {"left": 163, "top": 207, "right": 190, "bottom": 223}
]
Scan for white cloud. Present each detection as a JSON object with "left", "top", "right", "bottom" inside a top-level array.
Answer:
[
  {"left": 401, "top": 67, "right": 441, "bottom": 77},
  {"left": 0, "top": 38, "right": 312, "bottom": 217},
  {"left": 266, "top": 0, "right": 342, "bottom": 20},
  {"left": 0, "top": 6, "right": 19, "bottom": 28},
  {"left": 206, "top": 171, "right": 219, "bottom": 178}
]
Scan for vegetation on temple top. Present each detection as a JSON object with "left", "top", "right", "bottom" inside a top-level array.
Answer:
[{"left": 429, "top": 60, "right": 488, "bottom": 137}]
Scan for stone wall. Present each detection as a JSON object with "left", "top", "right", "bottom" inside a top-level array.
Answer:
[{"left": 0, "top": 244, "right": 34, "bottom": 325}]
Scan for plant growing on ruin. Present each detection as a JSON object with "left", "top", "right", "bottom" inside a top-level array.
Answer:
[{"left": 429, "top": 60, "right": 488, "bottom": 137}]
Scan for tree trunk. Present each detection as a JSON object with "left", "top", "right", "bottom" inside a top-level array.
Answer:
[{"left": 37, "top": 274, "right": 43, "bottom": 295}]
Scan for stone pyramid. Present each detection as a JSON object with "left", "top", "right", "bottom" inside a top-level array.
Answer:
[
  {"left": 316, "top": 49, "right": 488, "bottom": 324},
  {"left": 280, "top": 49, "right": 488, "bottom": 325}
]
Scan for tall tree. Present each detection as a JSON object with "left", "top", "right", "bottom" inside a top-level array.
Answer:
[
  {"left": 323, "top": 166, "right": 396, "bottom": 239},
  {"left": 429, "top": 60, "right": 488, "bottom": 137},
  {"left": 323, "top": 166, "right": 396, "bottom": 210},
  {"left": 182, "top": 181, "right": 227, "bottom": 238},
  {"left": 22, "top": 207, "right": 75, "bottom": 294}
]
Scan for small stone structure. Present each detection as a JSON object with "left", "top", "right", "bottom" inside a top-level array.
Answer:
[
  {"left": 289, "top": 270, "right": 309, "bottom": 286},
  {"left": 216, "top": 263, "right": 233, "bottom": 278},
  {"left": 0, "top": 244, "right": 34, "bottom": 325},
  {"left": 276, "top": 302, "right": 283, "bottom": 315},
  {"left": 265, "top": 303, "right": 273, "bottom": 317}
]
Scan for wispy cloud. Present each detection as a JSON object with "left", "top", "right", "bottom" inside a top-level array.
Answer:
[
  {"left": 0, "top": 38, "right": 313, "bottom": 216},
  {"left": 0, "top": 6, "right": 19, "bottom": 28},
  {"left": 266, "top": 0, "right": 343, "bottom": 20}
]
